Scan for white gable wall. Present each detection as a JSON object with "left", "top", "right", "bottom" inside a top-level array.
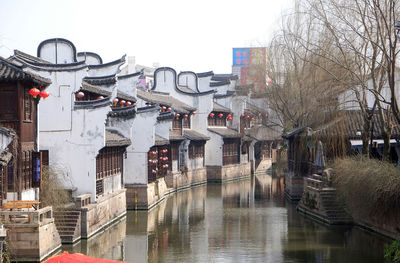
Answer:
[{"left": 125, "top": 109, "right": 158, "bottom": 185}]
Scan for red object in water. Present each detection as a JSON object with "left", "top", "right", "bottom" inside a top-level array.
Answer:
[
  {"left": 76, "top": 91, "right": 85, "bottom": 99},
  {"left": 39, "top": 90, "right": 50, "bottom": 99},
  {"left": 209, "top": 113, "right": 215, "bottom": 118},
  {"left": 44, "top": 251, "right": 130, "bottom": 263},
  {"left": 29, "top": 88, "right": 40, "bottom": 98}
]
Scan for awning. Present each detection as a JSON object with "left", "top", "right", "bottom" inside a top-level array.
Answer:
[
  {"left": 44, "top": 251, "right": 130, "bottom": 263},
  {"left": 184, "top": 130, "right": 210, "bottom": 141},
  {"left": 350, "top": 139, "right": 397, "bottom": 146}
]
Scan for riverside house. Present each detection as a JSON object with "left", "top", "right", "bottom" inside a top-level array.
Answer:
[
  {"left": 9, "top": 38, "right": 130, "bottom": 241},
  {"left": 0, "top": 56, "right": 62, "bottom": 261}
]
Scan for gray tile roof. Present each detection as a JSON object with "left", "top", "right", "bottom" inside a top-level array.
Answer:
[
  {"left": 213, "top": 102, "right": 231, "bottom": 113},
  {"left": 105, "top": 129, "right": 131, "bottom": 147},
  {"left": 0, "top": 57, "right": 51, "bottom": 86},
  {"left": 169, "top": 131, "right": 185, "bottom": 141},
  {"left": 245, "top": 125, "right": 282, "bottom": 141},
  {"left": 184, "top": 130, "right": 210, "bottom": 141},
  {"left": 81, "top": 81, "right": 112, "bottom": 96},
  {"left": 155, "top": 135, "right": 170, "bottom": 146},
  {"left": 208, "top": 127, "right": 241, "bottom": 138},
  {"left": 137, "top": 88, "right": 195, "bottom": 114}
]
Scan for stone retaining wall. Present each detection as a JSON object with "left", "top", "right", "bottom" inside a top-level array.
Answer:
[{"left": 80, "top": 189, "right": 126, "bottom": 238}]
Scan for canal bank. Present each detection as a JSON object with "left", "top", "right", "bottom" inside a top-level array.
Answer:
[{"left": 44, "top": 173, "right": 390, "bottom": 263}]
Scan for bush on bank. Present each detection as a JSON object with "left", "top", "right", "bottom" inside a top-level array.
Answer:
[
  {"left": 331, "top": 157, "right": 400, "bottom": 232},
  {"left": 385, "top": 239, "right": 400, "bottom": 263}
]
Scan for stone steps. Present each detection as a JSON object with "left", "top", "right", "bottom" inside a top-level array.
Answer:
[{"left": 53, "top": 210, "right": 81, "bottom": 244}]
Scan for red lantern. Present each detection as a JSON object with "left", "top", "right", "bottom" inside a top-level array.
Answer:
[
  {"left": 125, "top": 101, "right": 132, "bottom": 106},
  {"left": 227, "top": 114, "right": 232, "bottom": 118},
  {"left": 183, "top": 114, "right": 188, "bottom": 119},
  {"left": 251, "top": 117, "right": 255, "bottom": 121},
  {"left": 39, "top": 90, "right": 50, "bottom": 99},
  {"left": 29, "top": 88, "right": 40, "bottom": 98},
  {"left": 152, "top": 170, "right": 157, "bottom": 174},
  {"left": 163, "top": 149, "right": 168, "bottom": 153},
  {"left": 119, "top": 100, "right": 126, "bottom": 105},
  {"left": 97, "top": 96, "right": 104, "bottom": 100},
  {"left": 167, "top": 107, "right": 172, "bottom": 111},
  {"left": 148, "top": 160, "right": 153, "bottom": 165},
  {"left": 191, "top": 111, "right": 196, "bottom": 116},
  {"left": 228, "top": 116, "right": 232, "bottom": 121},
  {"left": 159, "top": 157, "right": 164, "bottom": 161},
  {"left": 113, "top": 98, "right": 119, "bottom": 106},
  {"left": 76, "top": 91, "right": 85, "bottom": 99},
  {"left": 209, "top": 113, "right": 215, "bottom": 118},
  {"left": 163, "top": 157, "right": 168, "bottom": 161},
  {"left": 161, "top": 106, "right": 166, "bottom": 111},
  {"left": 245, "top": 115, "right": 250, "bottom": 119},
  {"left": 218, "top": 113, "right": 224, "bottom": 118},
  {"left": 175, "top": 113, "right": 180, "bottom": 118}
]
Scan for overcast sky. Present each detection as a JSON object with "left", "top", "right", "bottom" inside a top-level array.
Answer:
[{"left": 0, "top": 0, "right": 292, "bottom": 73}]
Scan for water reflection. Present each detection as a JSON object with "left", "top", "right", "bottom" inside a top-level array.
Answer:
[
  {"left": 62, "top": 217, "right": 126, "bottom": 261},
  {"left": 60, "top": 174, "right": 389, "bottom": 263}
]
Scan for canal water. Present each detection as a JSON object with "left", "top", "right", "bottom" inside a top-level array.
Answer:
[{"left": 61, "top": 174, "right": 389, "bottom": 262}]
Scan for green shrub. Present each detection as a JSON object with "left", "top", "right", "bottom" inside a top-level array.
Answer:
[{"left": 385, "top": 239, "right": 400, "bottom": 263}]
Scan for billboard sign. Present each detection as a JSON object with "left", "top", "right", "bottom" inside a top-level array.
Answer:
[
  {"left": 233, "top": 47, "right": 267, "bottom": 92},
  {"left": 233, "top": 48, "right": 250, "bottom": 66}
]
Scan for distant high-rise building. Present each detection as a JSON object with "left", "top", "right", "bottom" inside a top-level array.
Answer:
[{"left": 232, "top": 47, "right": 267, "bottom": 92}]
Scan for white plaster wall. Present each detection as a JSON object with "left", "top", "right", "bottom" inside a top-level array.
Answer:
[
  {"left": 87, "top": 61, "right": 124, "bottom": 77},
  {"left": 215, "top": 84, "right": 229, "bottom": 96},
  {"left": 77, "top": 54, "right": 101, "bottom": 65},
  {"left": 230, "top": 96, "right": 246, "bottom": 130},
  {"left": 154, "top": 69, "right": 176, "bottom": 93},
  {"left": 103, "top": 173, "right": 122, "bottom": 195},
  {"left": 31, "top": 69, "right": 87, "bottom": 132},
  {"left": 7, "top": 188, "right": 37, "bottom": 201},
  {"left": 117, "top": 75, "right": 139, "bottom": 98},
  {"left": 205, "top": 132, "right": 223, "bottom": 166},
  {"left": 228, "top": 80, "right": 237, "bottom": 92},
  {"left": 198, "top": 76, "right": 213, "bottom": 92},
  {"left": 172, "top": 159, "right": 179, "bottom": 172},
  {"left": 39, "top": 41, "right": 76, "bottom": 64},
  {"left": 188, "top": 157, "right": 204, "bottom": 169},
  {"left": 0, "top": 132, "right": 13, "bottom": 152},
  {"left": 178, "top": 72, "right": 198, "bottom": 92},
  {"left": 124, "top": 109, "right": 158, "bottom": 185},
  {"left": 339, "top": 79, "right": 393, "bottom": 111},
  {"left": 191, "top": 94, "right": 214, "bottom": 135},
  {"left": 155, "top": 120, "right": 172, "bottom": 140},
  {"left": 40, "top": 104, "right": 109, "bottom": 201}
]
